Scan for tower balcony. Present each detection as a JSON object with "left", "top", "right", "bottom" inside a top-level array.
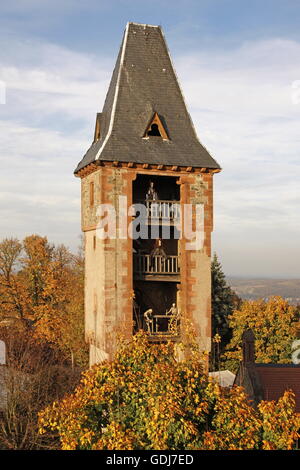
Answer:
[
  {"left": 133, "top": 254, "right": 180, "bottom": 282},
  {"left": 134, "top": 200, "right": 180, "bottom": 224},
  {"left": 147, "top": 313, "right": 181, "bottom": 341}
]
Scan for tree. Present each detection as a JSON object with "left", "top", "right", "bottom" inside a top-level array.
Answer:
[
  {"left": 223, "top": 296, "right": 300, "bottom": 371},
  {"left": 0, "top": 238, "right": 22, "bottom": 280},
  {"left": 203, "top": 387, "right": 300, "bottom": 450},
  {"left": 0, "top": 235, "right": 87, "bottom": 367},
  {"left": 211, "top": 254, "right": 239, "bottom": 365},
  {"left": 0, "top": 238, "right": 26, "bottom": 324},
  {"left": 258, "top": 391, "right": 300, "bottom": 450},
  {"left": 39, "top": 332, "right": 300, "bottom": 450},
  {"left": 0, "top": 328, "right": 81, "bottom": 450}
]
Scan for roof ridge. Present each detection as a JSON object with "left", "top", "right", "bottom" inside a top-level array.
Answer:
[{"left": 128, "top": 22, "right": 160, "bottom": 28}]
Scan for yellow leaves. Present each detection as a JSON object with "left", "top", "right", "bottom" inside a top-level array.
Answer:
[
  {"left": 223, "top": 296, "right": 299, "bottom": 370},
  {"left": 79, "top": 429, "right": 95, "bottom": 447},
  {"left": 258, "top": 390, "right": 300, "bottom": 450},
  {"left": 213, "top": 333, "right": 221, "bottom": 344},
  {"left": 195, "top": 402, "right": 209, "bottom": 417},
  {"left": 0, "top": 235, "right": 87, "bottom": 366},
  {"left": 202, "top": 386, "right": 300, "bottom": 451},
  {"left": 37, "top": 331, "right": 300, "bottom": 451},
  {"left": 92, "top": 422, "right": 136, "bottom": 450}
]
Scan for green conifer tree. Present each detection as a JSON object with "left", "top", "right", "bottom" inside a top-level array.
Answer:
[{"left": 211, "top": 253, "right": 239, "bottom": 347}]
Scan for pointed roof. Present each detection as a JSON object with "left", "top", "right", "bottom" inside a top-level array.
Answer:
[{"left": 75, "top": 22, "right": 221, "bottom": 174}]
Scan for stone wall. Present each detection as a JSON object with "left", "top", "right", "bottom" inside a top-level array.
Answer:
[
  {"left": 83, "top": 167, "right": 134, "bottom": 363},
  {"left": 178, "top": 172, "right": 213, "bottom": 353},
  {"left": 81, "top": 166, "right": 215, "bottom": 364}
]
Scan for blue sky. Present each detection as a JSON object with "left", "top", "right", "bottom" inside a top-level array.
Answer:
[{"left": 0, "top": 0, "right": 300, "bottom": 277}]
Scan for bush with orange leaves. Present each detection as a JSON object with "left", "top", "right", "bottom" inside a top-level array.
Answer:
[{"left": 38, "top": 332, "right": 300, "bottom": 450}]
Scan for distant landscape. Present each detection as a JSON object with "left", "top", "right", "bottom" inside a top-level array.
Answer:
[{"left": 227, "top": 278, "right": 300, "bottom": 305}]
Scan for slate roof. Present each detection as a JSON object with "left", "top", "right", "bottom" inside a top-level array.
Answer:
[{"left": 74, "top": 22, "right": 220, "bottom": 174}]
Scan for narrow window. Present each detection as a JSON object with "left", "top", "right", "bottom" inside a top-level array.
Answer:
[
  {"left": 93, "top": 113, "right": 101, "bottom": 142},
  {"left": 93, "top": 235, "right": 96, "bottom": 250},
  {"left": 90, "top": 181, "right": 95, "bottom": 207}
]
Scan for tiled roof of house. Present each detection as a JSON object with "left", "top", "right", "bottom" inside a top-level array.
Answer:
[
  {"left": 74, "top": 22, "right": 221, "bottom": 174},
  {"left": 234, "top": 329, "right": 300, "bottom": 411},
  {"left": 255, "top": 364, "right": 300, "bottom": 412}
]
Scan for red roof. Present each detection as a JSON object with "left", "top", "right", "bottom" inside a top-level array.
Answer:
[{"left": 255, "top": 365, "right": 300, "bottom": 412}]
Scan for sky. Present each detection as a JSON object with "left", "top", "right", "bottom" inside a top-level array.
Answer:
[{"left": 0, "top": 0, "right": 300, "bottom": 278}]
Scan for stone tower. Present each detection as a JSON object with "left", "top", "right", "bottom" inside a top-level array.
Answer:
[{"left": 74, "top": 22, "right": 221, "bottom": 366}]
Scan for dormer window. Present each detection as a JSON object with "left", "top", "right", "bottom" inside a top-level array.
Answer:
[
  {"left": 143, "top": 112, "right": 169, "bottom": 140},
  {"left": 93, "top": 113, "right": 101, "bottom": 142}
]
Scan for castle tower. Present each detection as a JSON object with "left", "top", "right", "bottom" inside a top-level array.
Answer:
[{"left": 74, "top": 23, "right": 221, "bottom": 366}]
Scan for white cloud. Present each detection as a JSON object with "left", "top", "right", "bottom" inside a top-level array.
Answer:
[
  {"left": 0, "top": 40, "right": 113, "bottom": 123},
  {"left": 0, "top": 120, "right": 83, "bottom": 247},
  {"left": 175, "top": 38, "right": 300, "bottom": 276},
  {"left": 0, "top": 36, "right": 299, "bottom": 276},
  {"left": 0, "top": 39, "right": 114, "bottom": 249}
]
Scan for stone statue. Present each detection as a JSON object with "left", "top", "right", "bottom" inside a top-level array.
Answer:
[
  {"left": 166, "top": 304, "right": 180, "bottom": 333},
  {"left": 150, "top": 238, "right": 167, "bottom": 271},
  {"left": 150, "top": 238, "right": 167, "bottom": 259},
  {"left": 166, "top": 303, "right": 177, "bottom": 316},
  {"left": 146, "top": 181, "right": 159, "bottom": 201},
  {"left": 143, "top": 308, "right": 153, "bottom": 334}
]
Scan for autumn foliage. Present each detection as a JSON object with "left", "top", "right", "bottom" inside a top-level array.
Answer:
[
  {"left": 223, "top": 296, "right": 300, "bottom": 371},
  {"left": 39, "top": 332, "right": 300, "bottom": 450},
  {"left": 0, "top": 329, "right": 82, "bottom": 450},
  {"left": 2, "top": 236, "right": 300, "bottom": 450},
  {"left": 0, "top": 235, "right": 88, "bottom": 366}
]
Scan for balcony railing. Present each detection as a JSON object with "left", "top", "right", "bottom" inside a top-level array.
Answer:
[
  {"left": 133, "top": 254, "right": 180, "bottom": 275},
  {"left": 152, "top": 314, "right": 180, "bottom": 336},
  {"left": 143, "top": 314, "right": 181, "bottom": 338},
  {"left": 134, "top": 200, "right": 180, "bottom": 220}
]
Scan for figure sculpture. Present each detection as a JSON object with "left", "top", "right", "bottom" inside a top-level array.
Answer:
[
  {"left": 143, "top": 308, "right": 153, "bottom": 334},
  {"left": 166, "top": 303, "right": 180, "bottom": 333},
  {"left": 150, "top": 238, "right": 167, "bottom": 271},
  {"left": 146, "top": 181, "right": 159, "bottom": 201}
]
